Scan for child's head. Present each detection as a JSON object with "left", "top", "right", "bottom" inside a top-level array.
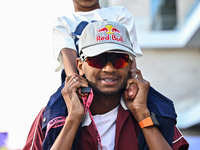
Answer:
[{"left": 73, "top": 0, "right": 100, "bottom": 12}]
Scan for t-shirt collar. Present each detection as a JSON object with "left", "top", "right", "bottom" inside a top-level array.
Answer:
[{"left": 81, "top": 96, "right": 128, "bottom": 127}]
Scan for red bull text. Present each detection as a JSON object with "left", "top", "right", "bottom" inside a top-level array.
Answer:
[
  {"left": 96, "top": 35, "right": 123, "bottom": 42},
  {"left": 97, "top": 25, "right": 123, "bottom": 42}
]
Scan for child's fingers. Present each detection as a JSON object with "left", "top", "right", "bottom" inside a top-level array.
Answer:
[{"left": 127, "top": 83, "right": 138, "bottom": 99}]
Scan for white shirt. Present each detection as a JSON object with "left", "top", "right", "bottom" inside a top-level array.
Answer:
[
  {"left": 93, "top": 106, "right": 118, "bottom": 150},
  {"left": 82, "top": 98, "right": 128, "bottom": 150}
]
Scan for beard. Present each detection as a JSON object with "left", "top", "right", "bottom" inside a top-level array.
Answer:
[
  {"left": 88, "top": 78, "right": 127, "bottom": 97},
  {"left": 92, "top": 86, "right": 124, "bottom": 96}
]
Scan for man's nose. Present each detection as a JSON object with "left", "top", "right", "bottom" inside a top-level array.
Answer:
[{"left": 102, "top": 61, "right": 116, "bottom": 72}]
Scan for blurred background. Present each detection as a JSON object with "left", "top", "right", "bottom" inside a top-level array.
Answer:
[{"left": 0, "top": 0, "right": 199, "bottom": 149}]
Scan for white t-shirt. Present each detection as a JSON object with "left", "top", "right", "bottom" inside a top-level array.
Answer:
[
  {"left": 81, "top": 98, "right": 129, "bottom": 150},
  {"left": 92, "top": 106, "right": 118, "bottom": 150},
  {"left": 53, "top": 6, "right": 143, "bottom": 71}
]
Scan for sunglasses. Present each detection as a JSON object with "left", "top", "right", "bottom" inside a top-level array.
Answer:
[{"left": 83, "top": 53, "right": 131, "bottom": 69}]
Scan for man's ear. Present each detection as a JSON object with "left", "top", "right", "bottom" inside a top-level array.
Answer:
[
  {"left": 129, "top": 61, "right": 133, "bottom": 70},
  {"left": 130, "top": 57, "right": 137, "bottom": 69},
  {"left": 76, "top": 58, "right": 85, "bottom": 76}
]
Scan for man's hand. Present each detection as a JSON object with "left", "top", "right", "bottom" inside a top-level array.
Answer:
[
  {"left": 123, "top": 69, "right": 150, "bottom": 122},
  {"left": 124, "top": 69, "right": 173, "bottom": 150},
  {"left": 61, "top": 73, "right": 88, "bottom": 120},
  {"left": 51, "top": 74, "right": 89, "bottom": 150}
]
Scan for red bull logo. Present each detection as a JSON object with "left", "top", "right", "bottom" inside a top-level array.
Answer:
[
  {"left": 98, "top": 27, "right": 108, "bottom": 33},
  {"left": 98, "top": 25, "right": 121, "bottom": 34},
  {"left": 96, "top": 25, "right": 123, "bottom": 42}
]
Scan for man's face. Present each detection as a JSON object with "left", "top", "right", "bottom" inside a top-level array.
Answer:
[
  {"left": 77, "top": 54, "right": 135, "bottom": 96},
  {"left": 73, "top": 0, "right": 100, "bottom": 11}
]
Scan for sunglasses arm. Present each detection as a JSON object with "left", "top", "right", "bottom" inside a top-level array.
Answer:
[{"left": 80, "top": 54, "right": 87, "bottom": 61}]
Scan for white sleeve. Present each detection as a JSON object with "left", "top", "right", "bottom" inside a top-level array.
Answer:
[
  {"left": 53, "top": 16, "right": 77, "bottom": 71},
  {"left": 115, "top": 6, "right": 143, "bottom": 57}
]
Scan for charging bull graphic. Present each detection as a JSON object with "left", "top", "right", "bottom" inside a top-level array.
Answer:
[
  {"left": 98, "top": 27, "right": 108, "bottom": 33},
  {"left": 98, "top": 25, "right": 121, "bottom": 34}
]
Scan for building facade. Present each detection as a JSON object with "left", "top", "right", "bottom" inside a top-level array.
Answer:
[{"left": 100, "top": 0, "right": 200, "bottom": 129}]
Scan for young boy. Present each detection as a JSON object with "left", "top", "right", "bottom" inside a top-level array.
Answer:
[{"left": 53, "top": 0, "right": 143, "bottom": 80}]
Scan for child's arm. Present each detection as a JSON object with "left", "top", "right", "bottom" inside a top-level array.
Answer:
[
  {"left": 61, "top": 48, "right": 78, "bottom": 76},
  {"left": 53, "top": 16, "right": 79, "bottom": 75}
]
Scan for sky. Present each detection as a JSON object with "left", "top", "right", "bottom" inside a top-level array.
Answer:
[{"left": 0, "top": 0, "right": 74, "bottom": 149}]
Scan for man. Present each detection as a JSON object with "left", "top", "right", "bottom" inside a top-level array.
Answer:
[{"left": 23, "top": 21, "right": 188, "bottom": 150}]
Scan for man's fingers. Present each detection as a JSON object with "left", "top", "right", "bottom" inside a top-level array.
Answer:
[
  {"left": 77, "top": 88, "right": 89, "bottom": 99},
  {"left": 62, "top": 74, "right": 89, "bottom": 103},
  {"left": 62, "top": 74, "right": 88, "bottom": 98},
  {"left": 67, "top": 74, "right": 88, "bottom": 88},
  {"left": 129, "top": 68, "right": 143, "bottom": 78}
]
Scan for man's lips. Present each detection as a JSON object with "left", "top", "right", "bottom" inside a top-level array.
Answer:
[
  {"left": 100, "top": 76, "right": 118, "bottom": 81},
  {"left": 100, "top": 77, "right": 119, "bottom": 85}
]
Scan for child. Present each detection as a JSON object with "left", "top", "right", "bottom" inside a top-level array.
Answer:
[{"left": 53, "top": 0, "right": 143, "bottom": 82}]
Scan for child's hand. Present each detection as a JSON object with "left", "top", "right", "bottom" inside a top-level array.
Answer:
[
  {"left": 123, "top": 83, "right": 138, "bottom": 100},
  {"left": 123, "top": 69, "right": 139, "bottom": 100}
]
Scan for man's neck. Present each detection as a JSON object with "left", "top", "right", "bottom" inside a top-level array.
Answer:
[{"left": 90, "top": 93, "right": 121, "bottom": 115}]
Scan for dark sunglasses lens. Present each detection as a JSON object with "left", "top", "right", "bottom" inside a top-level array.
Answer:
[
  {"left": 87, "top": 54, "right": 106, "bottom": 68},
  {"left": 86, "top": 53, "right": 130, "bottom": 69},
  {"left": 112, "top": 54, "right": 130, "bottom": 69}
]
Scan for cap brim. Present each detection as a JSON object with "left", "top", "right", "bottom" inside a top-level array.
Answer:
[{"left": 81, "top": 43, "right": 136, "bottom": 57}]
